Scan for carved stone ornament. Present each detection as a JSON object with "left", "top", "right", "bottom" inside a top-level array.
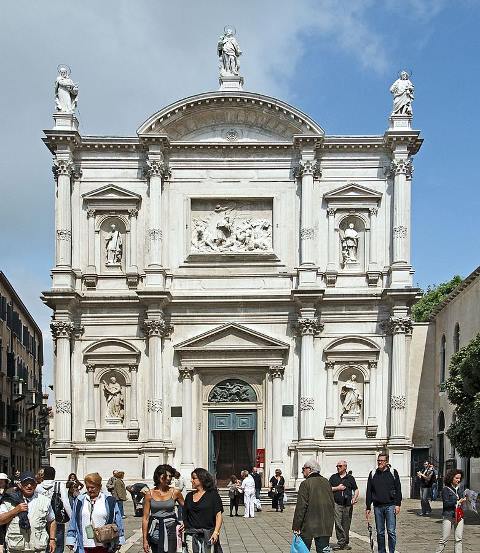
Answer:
[
  {"left": 295, "top": 159, "right": 321, "bottom": 179},
  {"left": 143, "top": 318, "right": 174, "bottom": 338},
  {"left": 389, "top": 71, "right": 414, "bottom": 116},
  {"left": 209, "top": 379, "right": 257, "bottom": 403},
  {"left": 386, "top": 158, "right": 414, "bottom": 179},
  {"left": 55, "top": 65, "right": 79, "bottom": 114},
  {"left": 56, "top": 229, "right": 72, "bottom": 241},
  {"left": 179, "top": 367, "right": 194, "bottom": 381},
  {"left": 393, "top": 225, "right": 408, "bottom": 238},
  {"left": 300, "top": 396, "right": 315, "bottom": 411},
  {"left": 327, "top": 208, "right": 336, "bottom": 217},
  {"left": 390, "top": 395, "right": 406, "bottom": 409},
  {"left": 269, "top": 366, "right": 285, "bottom": 379},
  {"left": 50, "top": 320, "right": 75, "bottom": 340},
  {"left": 369, "top": 207, "right": 379, "bottom": 216},
  {"left": 87, "top": 209, "right": 96, "bottom": 218},
  {"left": 147, "top": 399, "right": 163, "bottom": 413},
  {"left": 300, "top": 227, "right": 315, "bottom": 240},
  {"left": 295, "top": 317, "right": 324, "bottom": 336},
  {"left": 86, "top": 364, "right": 95, "bottom": 373},
  {"left": 145, "top": 159, "right": 171, "bottom": 180},
  {"left": 52, "top": 159, "right": 74, "bottom": 178},
  {"left": 55, "top": 400, "right": 72, "bottom": 414},
  {"left": 129, "top": 208, "right": 139, "bottom": 218},
  {"left": 149, "top": 229, "right": 163, "bottom": 241},
  {"left": 382, "top": 316, "right": 413, "bottom": 335}
]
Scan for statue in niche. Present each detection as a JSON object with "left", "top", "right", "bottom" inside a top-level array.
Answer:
[
  {"left": 105, "top": 223, "right": 123, "bottom": 265},
  {"left": 55, "top": 65, "right": 79, "bottom": 113},
  {"left": 341, "top": 223, "right": 359, "bottom": 265},
  {"left": 191, "top": 202, "right": 272, "bottom": 253},
  {"left": 340, "top": 375, "right": 362, "bottom": 417},
  {"left": 102, "top": 375, "right": 125, "bottom": 422},
  {"left": 209, "top": 380, "right": 256, "bottom": 403},
  {"left": 217, "top": 27, "right": 242, "bottom": 76},
  {"left": 390, "top": 71, "right": 414, "bottom": 116}
]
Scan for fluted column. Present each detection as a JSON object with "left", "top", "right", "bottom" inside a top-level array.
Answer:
[
  {"left": 85, "top": 364, "right": 95, "bottom": 427},
  {"left": 326, "top": 208, "right": 336, "bottom": 270},
  {"left": 128, "top": 208, "right": 138, "bottom": 270},
  {"left": 296, "top": 159, "right": 321, "bottom": 266},
  {"left": 53, "top": 158, "right": 74, "bottom": 268},
  {"left": 269, "top": 366, "right": 285, "bottom": 462},
  {"left": 144, "top": 317, "right": 173, "bottom": 441},
  {"left": 325, "top": 361, "right": 335, "bottom": 426},
  {"left": 51, "top": 320, "right": 74, "bottom": 443},
  {"left": 179, "top": 367, "right": 194, "bottom": 467},
  {"left": 87, "top": 209, "right": 96, "bottom": 268},
  {"left": 296, "top": 313, "right": 324, "bottom": 440},
  {"left": 146, "top": 157, "right": 170, "bottom": 268},
  {"left": 368, "top": 207, "right": 378, "bottom": 266},
  {"left": 385, "top": 316, "right": 412, "bottom": 439},
  {"left": 388, "top": 158, "right": 413, "bottom": 265},
  {"left": 129, "top": 364, "right": 139, "bottom": 425},
  {"left": 368, "top": 361, "right": 377, "bottom": 423}
]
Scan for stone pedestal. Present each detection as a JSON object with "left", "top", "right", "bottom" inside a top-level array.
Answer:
[
  {"left": 389, "top": 114, "right": 412, "bottom": 130},
  {"left": 53, "top": 112, "right": 79, "bottom": 131},
  {"left": 219, "top": 74, "right": 244, "bottom": 91}
]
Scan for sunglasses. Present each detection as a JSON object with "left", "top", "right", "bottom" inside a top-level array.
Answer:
[{"left": 336, "top": 465, "right": 345, "bottom": 468}]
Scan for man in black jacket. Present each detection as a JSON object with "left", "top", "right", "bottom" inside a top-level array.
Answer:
[{"left": 365, "top": 453, "right": 402, "bottom": 553}]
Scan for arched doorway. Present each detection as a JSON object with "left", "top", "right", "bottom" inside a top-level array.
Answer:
[{"left": 208, "top": 380, "right": 257, "bottom": 484}]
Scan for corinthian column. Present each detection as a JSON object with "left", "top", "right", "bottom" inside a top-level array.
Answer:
[
  {"left": 53, "top": 158, "right": 74, "bottom": 268},
  {"left": 295, "top": 159, "right": 321, "bottom": 267},
  {"left": 295, "top": 312, "right": 324, "bottom": 441},
  {"left": 179, "top": 367, "right": 194, "bottom": 469},
  {"left": 85, "top": 364, "right": 96, "bottom": 439},
  {"left": 388, "top": 157, "right": 413, "bottom": 265},
  {"left": 51, "top": 320, "right": 74, "bottom": 443},
  {"left": 144, "top": 317, "right": 173, "bottom": 442},
  {"left": 269, "top": 366, "right": 285, "bottom": 463},
  {"left": 384, "top": 316, "right": 412, "bottom": 439}
]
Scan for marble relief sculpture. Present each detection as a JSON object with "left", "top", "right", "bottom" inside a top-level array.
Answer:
[
  {"left": 340, "top": 375, "right": 362, "bottom": 417},
  {"left": 217, "top": 27, "right": 242, "bottom": 76},
  {"left": 390, "top": 71, "right": 414, "bottom": 116},
  {"left": 102, "top": 375, "right": 125, "bottom": 422},
  {"left": 191, "top": 203, "right": 272, "bottom": 253},
  {"left": 341, "top": 223, "right": 359, "bottom": 265},
  {"left": 55, "top": 65, "right": 78, "bottom": 113},
  {"left": 105, "top": 224, "right": 123, "bottom": 265},
  {"left": 209, "top": 380, "right": 256, "bottom": 403}
]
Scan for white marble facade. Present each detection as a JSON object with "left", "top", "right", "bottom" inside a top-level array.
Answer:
[{"left": 43, "top": 77, "right": 423, "bottom": 491}]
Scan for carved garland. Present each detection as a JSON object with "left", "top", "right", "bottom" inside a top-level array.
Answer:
[
  {"left": 300, "top": 397, "right": 315, "bottom": 411},
  {"left": 55, "top": 400, "right": 72, "bottom": 414},
  {"left": 56, "top": 229, "right": 72, "bottom": 241},
  {"left": 300, "top": 227, "right": 315, "bottom": 240},
  {"left": 147, "top": 399, "right": 163, "bottom": 413},
  {"left": 391, "top": 395, "right": 406, "bottom": 409},
  {"left": 393, "top": 225, "right": 408, "bottom": 238}
]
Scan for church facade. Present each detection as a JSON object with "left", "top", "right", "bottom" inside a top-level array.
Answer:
[{"left": 43, "top": 62, "right": 425, "bottom": 491}]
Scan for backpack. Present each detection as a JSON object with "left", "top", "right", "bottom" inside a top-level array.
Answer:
[
  {"left": 51, "top": 482, "right": 70, "bottom": 524},
  {"left": 369, "top": 467, "right": 399, "bottom": 501}
]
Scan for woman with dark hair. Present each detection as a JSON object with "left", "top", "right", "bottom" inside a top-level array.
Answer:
[
  {"left": 269, "top": 469, "right": 285, "bottom": 513},
  {"left": 435, "top": 469, "right": 467, "bottom": 553},
  {"left": 142, "top": 465, "right": 184, "bottom": 553},
  {"left": 227, "top": 475, "right": 241, "bottom": 517},
  {"left": 183, "top": 468, "right": 223, "bottom": 552}
]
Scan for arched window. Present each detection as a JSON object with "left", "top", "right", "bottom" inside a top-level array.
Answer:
[
  {"left": 453, "top": 323, "right": 460, "bottom": 353},
  {"left": 440, "top": 335, "right": 446, "bottom": 383},
  {"left": 438, "top": 411, "right": 445, "bottom": 432}
]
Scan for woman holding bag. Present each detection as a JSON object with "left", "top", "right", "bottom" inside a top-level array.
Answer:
[
  {"left": 435, "top": 469, "right": 467, "bottom": 553},
  {"left": 270, "top": 469, "right": 285, "bottom": 512}
]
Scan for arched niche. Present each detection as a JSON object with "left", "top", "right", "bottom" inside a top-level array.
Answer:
[
  {"left": 208, "top": 378, "right": 257, "bottom": 403},
  {"left": 98, "top": 216, "right": 127, "bottom": 273},
  {"left": 98, "top": 369, "right": 127, "bottom": 426},
  {"left": 337, "top": 365, "right": 364, "bottom": 425},
  {"left": 338, "top": 214, "right": 366, "bottom": 271}
]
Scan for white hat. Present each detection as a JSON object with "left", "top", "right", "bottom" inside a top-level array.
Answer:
[{"left": 0, "top": 473, "right": 9, "bottom": 480}]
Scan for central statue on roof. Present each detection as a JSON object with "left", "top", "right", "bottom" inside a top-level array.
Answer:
[{"left": 218, "top": 26, "right": 242, "bottom": 76}]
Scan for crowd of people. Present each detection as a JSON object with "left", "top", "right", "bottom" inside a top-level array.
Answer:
[{"left": 0, "top": 454, "right": 471, "bottom": 553}]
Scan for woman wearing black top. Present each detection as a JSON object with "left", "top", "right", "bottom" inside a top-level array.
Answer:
[
  {"left": 435, "top": 469, "right": 467, "bottom": 553},
  {"left": 183, "top": 468, "right": 223, "bottom": 552},
  {"left": 269, "top": 469, "right": 285, "bottom": 512}
]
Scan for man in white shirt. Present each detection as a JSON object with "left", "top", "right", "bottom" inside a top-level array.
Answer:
[
  {"left": 0, "top": 471, "right": 56, "bottom": 552},
  {"left": 241, "top": 470, "right": 256, "bottom": 518}
]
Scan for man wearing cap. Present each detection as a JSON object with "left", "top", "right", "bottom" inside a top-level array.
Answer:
[
  {"left": 0, "top": 471, "right": 57, "bottom": 552},
  {"left": 292, "top": 459, "right": 335, "bottom": 552},
  {"left": 329, "top": 460, "right": 359, "bottom": 550}
]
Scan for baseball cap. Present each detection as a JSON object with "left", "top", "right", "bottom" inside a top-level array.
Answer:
[
  {"left": 0, "top": 473, "right": 8, "bottom": 480},
  {"left": 19, "top": 471, "right": 36, "bottom": 483}
]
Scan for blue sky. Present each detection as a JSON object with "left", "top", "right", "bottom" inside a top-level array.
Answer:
[{"left": 0, "top": 0, "right": 479, "bottom": 385}]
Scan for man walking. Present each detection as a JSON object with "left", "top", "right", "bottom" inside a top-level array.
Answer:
[
  {"left": 366, "top": 453, "right": 402, "bottom": 553},
  {"left": 329, "top": 460, "right": 359, "bottom": 550},
  {"left": 417, "top": 461, "right": 435, "bottom": 515},
  {"left": 292, "top": 459, "right": 334, "bottom": 552},
  {"left": 252, "top": 467, "right": 262, "bottom": 511},
  {"left": 241, "top": 470, "right": 256, "bottom": 518}
]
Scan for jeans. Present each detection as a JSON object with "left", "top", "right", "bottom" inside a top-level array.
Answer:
[
  {"left": 334, "top": 504, "right": 353, "bottom": 546},
  {"left": 117, "top": 499, "right": 125, "bottom": 517},
  {"left": 420, "top": 487, "right": 431, "bottom": 514},
  {"left": 300, "top": 535, "right": 331, "bottom": 552},
  {"left": 45, "top": 524, "right": 64, "bottom": 553},
  {"left": 435, "top": 518, "right": 464, "bottom": 553},
  {"left": 374, "top": 505, "right": 396, "bottom": 553}
]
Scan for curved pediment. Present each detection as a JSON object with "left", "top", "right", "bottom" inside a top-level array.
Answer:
[
  {"left": 137, "top": 92, "right": 324, "bottom": 142},
  {"left": 83, "top": 339, "right": 140, "bottom": 366}
]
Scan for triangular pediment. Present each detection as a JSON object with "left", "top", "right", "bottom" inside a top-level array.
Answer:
[
  {"left": 82, "top": 184, "right": 141, "bottom": 202},
  {"left": 324, "top": 183, "right": 382, "bottom": 202},
  {"left": 175, "top": 323, "right": 289, "bottom": 351}
]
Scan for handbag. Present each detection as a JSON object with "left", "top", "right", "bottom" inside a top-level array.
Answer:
[
  {"left": 51, "top": 482, "right": 70, "bottom": 524},
  {"left": 90, "top": 496, "right": 120, "bottom": 544},
  {"left": 455, "top": 506, "right": 464, "bottom": 524}
]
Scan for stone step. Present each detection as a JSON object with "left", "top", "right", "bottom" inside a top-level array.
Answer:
[{"left": 217, "top": 488, "right": 298, "bottom": 506}]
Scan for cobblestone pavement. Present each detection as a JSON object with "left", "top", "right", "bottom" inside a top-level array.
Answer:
[{"left": 119, "top": 499, "right": 480, "bottom": 553}]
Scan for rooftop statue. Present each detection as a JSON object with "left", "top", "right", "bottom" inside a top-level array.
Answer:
[
  {"left": 217, "top": 26, "right": 242, "bottom": 76},
  {"left": 55, "top": 65, "right": 78, "bottom": 114},
  {"left": 390, "top": 70, "right": 414, "bottom": 116}
]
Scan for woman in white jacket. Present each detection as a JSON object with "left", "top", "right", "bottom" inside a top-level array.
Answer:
[{"left": 240, "top": 470, "right": 256, "bottom": 518}]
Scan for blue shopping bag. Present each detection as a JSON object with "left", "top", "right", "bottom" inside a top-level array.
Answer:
[{"left": 290, "top": 535, "right": 310, "bottom": 553}]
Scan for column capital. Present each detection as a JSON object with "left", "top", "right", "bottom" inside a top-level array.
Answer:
[
  {"left": 269, "top": 366, "right": 285, "bottom": 379},
  {"left": 85, "top": 364, "right": 95, "bottom": 373},
  {"left": 369, "top": 206, "right": 379, "bottom": 216},
  {"left": 179, "top": 367, "right": 194, "bottom": 381},
  {"left": 129, "top": 364, "right": 139, "bottom": 372},
  {"left": 55, "top": 399, "right": 72, "bottom": 414},
  {"left": 382, "top": 316, "right": 413, "bottom": 335},
  {"left": 294, "top": 159, "right": 321, "bottom": 179},
  {"left": 143, "top": 317, "right": 173, "bottom": 338},
  {"left": 147, "top": 399, "right": 163, "bottom": 412},
  {"left": 50, "top": 320, "right": 75, "bottom": 340},
  {"left": 128, "top": 208, "right": 139, "bottom": 218},
  {"left": 369, "top": 360, "right": 378, "bottom": 370},
  {"left": 145, "top": 159, "right": 171, "bottom": 180},
  {"left": 295, "top": 317, "right": 324, "bottom": 336},
  {"left": 327, "top": 207, "right": 336, "bottom": 217},
  {"left": 52, "top": 159, "right": 74, "bottom": 178},
  {"left": 386, "top": 158, "right": 413, "bottom": 179},
  {"left": 87, "top": 208, "right": 96, "bottom": 218},
  {"left": 325, "top": 361, "right": 335, "bottom": 371}
]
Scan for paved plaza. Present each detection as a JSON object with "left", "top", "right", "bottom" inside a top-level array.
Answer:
[{"left": 119, "top": 499, "right": 480, "bottom": 553}]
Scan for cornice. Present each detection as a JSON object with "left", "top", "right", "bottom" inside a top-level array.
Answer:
[
  {"left": 42, "top": 129, "right": 82, "bottom": 153},
  {"left": 383, "top": 129, "right": 423, "bottom": 155}
]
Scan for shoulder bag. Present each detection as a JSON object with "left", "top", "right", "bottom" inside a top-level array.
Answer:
[{"left": 92, "top": 496, "right": 119, "bottom": 544}]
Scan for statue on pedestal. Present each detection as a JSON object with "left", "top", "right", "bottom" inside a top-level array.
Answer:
[
  {"left": 102, "top": 376, "right": 125, "bottom": 422},
  {"left": 341, "top": 223, "right": 359, "bottom": 264},
  {"left": 340, "top": 375, "right": 362, "bottom": 417},
  {"left": 105, "top": 224, "right": 123, "bottom": 265},
  {"left": 55, "top": 65, "right": 78, "bottom": 113},
  {"left": 217, "top": 27, "right": 242, "bottom": 76},
  {"left": 390, "top": 71, "right": 414, "bottom": 116}
]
